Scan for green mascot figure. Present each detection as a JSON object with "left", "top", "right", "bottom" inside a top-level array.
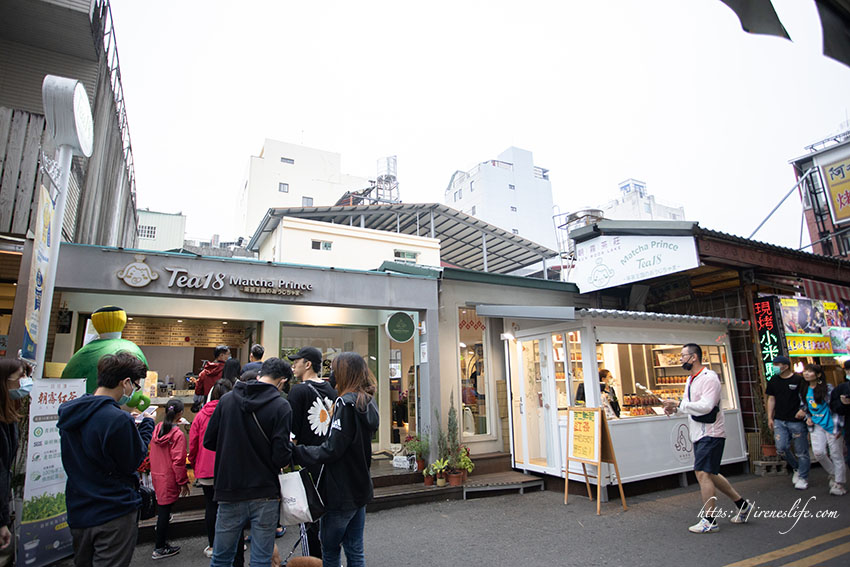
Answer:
[{"left": 61, "top": 306, "right": 149, "bottom": 404}]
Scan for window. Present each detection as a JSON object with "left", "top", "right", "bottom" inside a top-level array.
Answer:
[
  {"left": 471, "top": 205, "right": 476, "bottom": 216},
  {"left": 644, "top": 203, "right": 651, "bottom": 213},
  {"left": 512, "top": 229, "right": 519, "bottom": 234},
  {"left": 470, "top": 180, "right": 475, "bottom": 192},
  {"left": 138, "top": 225, "right": 156, "bottom": 239},
  {"left": 302, "top": 196, "right": 314, "bottom": 207},
  {"left": 280, "top": 157, "right": 295, "bottom": 164},
  {"left": 279, "top": 182, "right": 289, "bottom": 193},
  {"left": 453, "top": 191, "right": 459, "bottom": 202},
  {"left": 510, "top": 206, "right": 517, "bottom": 212},
  {"left": 394, "top": 250, "right": 419, "bottom": 263},
  {"left": 508, "top": 184, "right": 515, "bottom": 190},
  {"left": 458, "top": 189, "right": 463, "bottom": 200},
  {"left": 312, "top": 240, "right": 332, "bottom": 251},
  {"left": 459, "top": 307, "right": 489, "bottom": 436}
]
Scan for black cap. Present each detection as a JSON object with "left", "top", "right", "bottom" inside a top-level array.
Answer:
[
  {"left": 773, "top": 355, "right": 791, "bottom": 366},
  {"left": 288, "top": 347, "right": 322, "bottom": 373}
]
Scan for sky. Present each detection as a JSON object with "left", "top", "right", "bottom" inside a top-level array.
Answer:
[{"left": 109, "top": 0, "right": 850, "bottom": 250}]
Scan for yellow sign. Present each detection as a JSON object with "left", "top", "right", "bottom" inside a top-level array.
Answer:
[
  {"left": 822, "top": 156, "right": 850, "bottom": 224},
  {"left": 568, "top": 409, "right": 599, "bottom": 462},
  {"left": 787, "top": 335, "right": 833, "bottom": 356},
  {"left": 780, "top": 298, "right": 799, "bottom": 307}
]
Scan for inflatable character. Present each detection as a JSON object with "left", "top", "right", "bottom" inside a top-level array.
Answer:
[{"left": 61, "top": 306, "right": 150, "bottom": 408}]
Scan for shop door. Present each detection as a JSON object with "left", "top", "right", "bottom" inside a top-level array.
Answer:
[{"left": 515, "top": 336, "right": 560, "bottom": 475}]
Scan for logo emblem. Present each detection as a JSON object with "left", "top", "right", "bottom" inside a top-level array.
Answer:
[
  {"left": 671, "top": 423, "right": 693, "bottom": 464},
  {"left": 117, "top": 255, "right": 159, "bottom": 288}
]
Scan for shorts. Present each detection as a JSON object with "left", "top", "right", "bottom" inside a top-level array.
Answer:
[{"left": 693, "top": 436, "right": 725, "bottom": 475}]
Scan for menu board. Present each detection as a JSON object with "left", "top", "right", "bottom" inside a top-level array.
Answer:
[
  {"left": 568, "top": 408, "right": 600, "bottom": 463},
  {"left": 19, "top": 379, "right": 86, "bottom": 567}
]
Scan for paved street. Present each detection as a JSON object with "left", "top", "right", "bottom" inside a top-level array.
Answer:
[{"left": 109, "top": 467, "right": 850, "bottom": 567}]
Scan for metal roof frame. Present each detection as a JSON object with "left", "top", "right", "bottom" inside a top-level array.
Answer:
[{"left": 248, "top": 203, "right": 558, "bottom": 275}]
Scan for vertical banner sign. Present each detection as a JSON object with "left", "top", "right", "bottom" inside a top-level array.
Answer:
[
  {"left": 18, "top": 379, "right": 85, "bottom": 567},
  {"left": 21, "top": 186, "right": 54, "bottom": 361},
  {"left": 822, "top": 156, "right": 850, "bottom": 225},
  {"left": 753, "top": 297, "right": 786, "bottom": 381}
]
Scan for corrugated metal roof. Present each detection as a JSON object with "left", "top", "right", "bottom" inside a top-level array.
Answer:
[
  {"left": 578, "top": 308, "right": 750, "bottom": 329},
  {"left": 248, "top": 203, "right": 558, "bottom": 274}
]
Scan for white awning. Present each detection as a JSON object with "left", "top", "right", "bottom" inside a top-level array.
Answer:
[{"left": 474, "top": 305, "right": 576, "bottom": 320}]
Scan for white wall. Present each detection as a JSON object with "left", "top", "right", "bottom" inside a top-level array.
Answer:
[
  {"left": 240, "top": 140, "right": 371, "bottom": 236},
  {"left": 137, "top": 211, "right": 187, "bottom": 251},
  {"left": 445, "top": 147, "right": 557, "bottom": 250},
  {"left": 139, "top": 346, "right": 195, "bottom": 385},
  {"left": 259, "top": 216, "right": 441, "bottom": 270}
]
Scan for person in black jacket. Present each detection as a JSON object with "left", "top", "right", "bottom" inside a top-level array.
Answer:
[
  {"left": 293, "top": 352, "right": 379, "bottom": 567},
  {"left": 204, "top": 358, "right": 293, "bottom": 567},
  {"left": 829, "top": 378, "right": 850, "bottom": 467}
]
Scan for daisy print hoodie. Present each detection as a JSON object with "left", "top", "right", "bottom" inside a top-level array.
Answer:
[{"left": 289, "top": 378, "right": 338, "bottom": 446}]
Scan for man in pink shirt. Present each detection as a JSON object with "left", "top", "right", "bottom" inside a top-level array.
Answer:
[{"left": 663, "top": 343, "right": 752, "bottom": 533}]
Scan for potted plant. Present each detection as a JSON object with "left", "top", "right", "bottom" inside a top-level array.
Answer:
[
  {"left": 432, "top": 458, "right": 449, "bottom": 487},
  {"left": 422, "top": 463, "right": 435, "bottom": 487},
  {"left": 445, "top": 392, "right": 465, "bottom": 486},
  {"left": 457, "top": 446, "right": 475, "bottom": 483},
  {"left": 403, "top": 433, "right": 430, "bottom": 471}
]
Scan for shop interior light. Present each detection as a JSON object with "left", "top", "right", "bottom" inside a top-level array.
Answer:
[
  {"left": 128, "top": 317, "right": 133, "bottom": 321},
  {"left": 222, "top": 321, "right": 228, "bottom": 325},
  {"left": 177, "top": 320, "right": 183, "bottom": 323},
  {"left": 500, "top": 332, "right": 515, "bottom": 341},
  {"left": 459, "top": 342, "right": 466, "bottom": 348}
]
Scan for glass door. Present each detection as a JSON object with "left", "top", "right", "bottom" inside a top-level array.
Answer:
[{"left": 515, "top": 336, "right": 560, "bottom": 474}]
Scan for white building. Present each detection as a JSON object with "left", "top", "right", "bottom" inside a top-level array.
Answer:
[
  {"left": 444, "top": 147, "right": 557, "bottom": 249},
  {"left": 137, "top": 209, "right": 186, "bottom": 252},
  {"left": 251, "top": 216, "right": 441, "bottom": 271},
  {"left": 598, "top": 179, "right": 686, "bottom": 221},
  {"left": 239, "top": 139, "right": 371, "bottom": 237}
]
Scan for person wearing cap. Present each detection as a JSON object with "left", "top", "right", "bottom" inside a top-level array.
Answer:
[
  {"left": 767, "top": 355, "right": 810, "bottom": 490},
  {"left": 287, "top": 347, "right": 337, "bottom": 559}
]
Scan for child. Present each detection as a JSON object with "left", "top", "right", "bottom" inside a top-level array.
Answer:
[{"left": 150, "top": 398, "right": 191, "bottom": 559}]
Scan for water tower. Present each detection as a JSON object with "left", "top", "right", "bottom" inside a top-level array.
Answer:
[{"left": 375, "top": 156, "right": 400, "bottom": 203}]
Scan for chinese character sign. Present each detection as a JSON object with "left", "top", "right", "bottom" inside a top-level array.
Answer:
[
  {"left": 753, "top": 298, "right": 787, "bottom": 381},
  {"left": 568, "top": 409, "right": 599, "bottom": 462},
  {"left": 18, "top": 379, "right": 85, "bottom": 567},
  {"left": 822, "top": 156, "right": 850, "bottom": 224}
]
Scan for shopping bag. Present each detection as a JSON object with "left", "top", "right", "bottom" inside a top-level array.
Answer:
[{"left": 279, "top": 468, "right": 325, "bottom": 525}]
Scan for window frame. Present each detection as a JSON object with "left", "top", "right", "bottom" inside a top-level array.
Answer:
[
  {"left": 280, "top": 157, "right": 295, "bottom": 164},
  {"left": 279, "top": 182, "right": 289, "bottom": 193},
  {"left": 302, "top": 196, "right": 314, "bottom": 207},
  {"left": 138, "top": 225, "right": 156, "bottom": 239},
  {"left": 456, "top": 305, "right": 497, "bottom": 441}
]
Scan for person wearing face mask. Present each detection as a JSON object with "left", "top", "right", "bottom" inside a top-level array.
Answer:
[
  {"left": 662, "top": 344, "right": 751, "bottom": 533},
  {"left": 0, "top": 359, "right": 29, "bottom": 551},
  {"left": 57, "top": 351, "right": 154, "bottom": 567}
]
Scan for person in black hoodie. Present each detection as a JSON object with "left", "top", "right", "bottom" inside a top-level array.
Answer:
[
  {"left": 287, "top": 345, "right": 337, "bottom": 557},
  {"left": 57, "top": 351, "right": 154, "bottom": 567},
  {"left": 203, "top": 357, "right": 293, "bottom": 567},
  {"left": 293, "top": 352, "right": 379, "bottom": 567}
]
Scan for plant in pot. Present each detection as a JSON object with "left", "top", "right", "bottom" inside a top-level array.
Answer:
[
  {"left": 445, "top": 392, "right": 465, "bottom": 486},
  {"left": 403, "top": 433, "right": 430, "bottom": 471},
  {"left": 457, "top": 445, "right": 474, "bottom": 483},
  {"left": 432, "top": 458, "right": 449, "bottom": 487},
  {"left": 422, "top": 463, "right": 436, "bottom": 487}
]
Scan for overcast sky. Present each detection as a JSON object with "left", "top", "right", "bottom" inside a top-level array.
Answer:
[{"left": 110, "top": 0, "right": 850, "bottom": 250}]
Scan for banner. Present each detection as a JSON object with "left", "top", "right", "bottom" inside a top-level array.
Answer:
[
  {"left": 21, "top": 186, "right": 55, "bottom": 361},
  {"left": 572, "top": 235, "right": 699, "bottom": 293},
  {"left": 18, "top": 379, "right": 85, "bottom": 567},
  {"left": 753, "top": 297, "right": 787, "bottom": 380},
  {"left": 822, "top": 155, "right": 850, "bottom": 225}
]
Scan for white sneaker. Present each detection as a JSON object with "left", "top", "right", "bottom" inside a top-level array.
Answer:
[
  {"left": 730, "top": 500, "right": 753, "bottom": 524},
  {"left": 794, "top": 478, "right": 808, "bottom": 490},
  {"left": 689, "top": 518, "right": 719, "bottom": 533},
  {"left": 791, "top": 470, "right": 800, "bottom": 485},
  {"left": 204, "top": 546, "right": 213, "bottom": 558},
  {"left": 830, "top": 483, "right": 846, "bottom": 496},
  {"left": 828, "top": 476, "right": 836, "bottom": 490}
]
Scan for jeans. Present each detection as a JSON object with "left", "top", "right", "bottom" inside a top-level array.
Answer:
[
  {"left": 811, "top": 425, "right": 847, "bottom": 485},
  {"left": 774, "top": 419, "right": 810, "bottom": 480},
  {"left": 211, "top": 499, "right": 279, "bottom": 567},
  {"left": 320, "top": 506, "right": 366, "bottom": 567}
]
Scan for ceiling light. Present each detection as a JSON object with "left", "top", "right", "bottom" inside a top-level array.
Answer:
[
  {"left": 459, "top": 342, "right": 466, "bottom": 348},
  {"left": 177, "top": 320, "right": 183, "bottom": 323},
  {"left": 222, "top": 321, "right": 228, "bottom": 325}
]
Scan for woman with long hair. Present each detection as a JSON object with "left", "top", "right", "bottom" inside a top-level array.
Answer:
[
  {"left": 802, "top": 364, "right": 846, "bottom": 496},
  {"left": 292, "top": 352, "right": 379, "bottom": 567},
  {"left": 189, "top": 379, "right": 234, "bottom": 559},
  {"left": 0, "top": 359, "right": 25, "bottom": 550},
  {"left": 150, "top": 398, "right": 191, "bottom": 559},
  {"left": 222, "top": 358, "right": 241, "bottom": 388}
]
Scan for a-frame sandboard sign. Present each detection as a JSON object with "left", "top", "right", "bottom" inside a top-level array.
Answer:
[{"left": 564, "top": 406, "right": 627, "bottom": 515}]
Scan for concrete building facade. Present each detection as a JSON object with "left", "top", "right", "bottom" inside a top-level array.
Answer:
[
  {"left": 239, "top": 139, "right": 370, "bottom": 237},
  {"left": 597, "top": 179, "right": 686, "bottom": 222},
  {"left": 137, "top": 209, "right": 187, "bottom": 252},
  {"left": 444, "top": 147, "right": 557, "bottom": 250}
]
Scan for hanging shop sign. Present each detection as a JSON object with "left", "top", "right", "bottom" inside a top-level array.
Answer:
[
  {"left": 386, "top": 312, "right": 416, "bottom": 343},
  {"left": 22, "top": 186, "right": 55, "bottom": 361},
  {"left": 821, "top": 155, "right": 850, "bottom": 225},
  {"left": 786, "top": 335, "right": 833, "bottom": 357},
  {"left": 753, "top": 296, "right": 787, "bottom": 380},
  {"left": 19, "top": 378, "right": 86, "bottom": 567},
  {"left": 572, "top": 235, "right": 699, "bottom": 293}
]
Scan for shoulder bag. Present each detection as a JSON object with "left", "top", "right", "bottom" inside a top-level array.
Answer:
[
  {"left": 686, "top": 372, "right": 720, "bottom": 424},
  {"left": 251, "top": 412, "right": 325, "bottom": 525}
]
